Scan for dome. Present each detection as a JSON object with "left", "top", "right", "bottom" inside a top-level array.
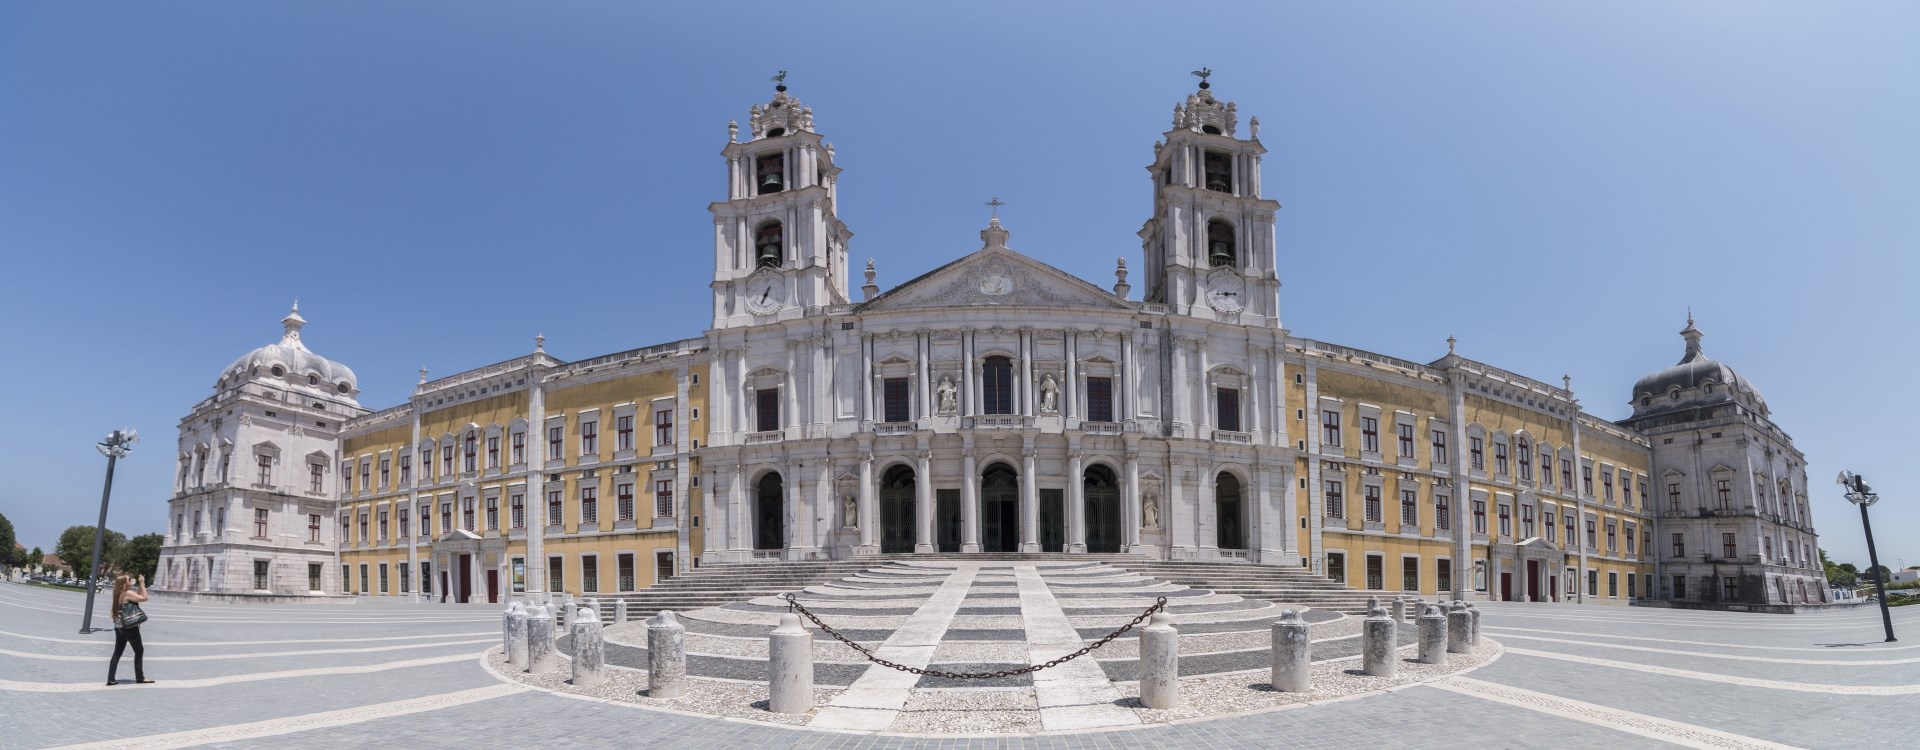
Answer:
[
  {"left": 217, "top": 303, "right": 360, "bottom": 401},
  {"left": 1628, "top": 315, "right": 1764, "bottom": 414}
]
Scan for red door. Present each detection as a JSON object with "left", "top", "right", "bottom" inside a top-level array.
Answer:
[
  {"left": 486, "top": 570, "right": 499, "bottom": 604},
  {"left": 1500, "top": 572, "right": 1512, "bottom": 601},
  {"left": 1527, "top": 561, "right": 1541, "bottom": 601},
  {"left": 457, "top": 554, "right": 472, "bottom": 604}
]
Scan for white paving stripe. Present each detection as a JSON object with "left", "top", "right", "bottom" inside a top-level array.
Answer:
[
  {"left": 1485, "top": 608, "right": 1920, "bottom": 631},
  {"left": 1482, "top": 625, "right": 1920, "bottom": 654},
  {"left": 0, "top": 628, "right": 495, "bottom": 646},
  {"left": 1015, "top": 565, "right": 1141, "bottom": 732},
  {"left": 807, "top": 565, "right": 978, "bottom": 731},
  {"left": 39, "top": 683, "right": 530, "bottom": 750},
  {"left": 1492, "top": 633, "right": 1920, "bottom": 666},
  {"left": 1505, "top": 648, "right": 1920, "bottom": 695},
  {"left": 0, "top": 638, "right": 496, "bottom": 662},
  {"left": 0, "top": 652, "right": 479, "bottom": 692},
  {"left": 1430, "top": 676, "right": 1806, "bottom": 750}
]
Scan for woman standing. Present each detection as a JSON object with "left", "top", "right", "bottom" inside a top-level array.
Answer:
[{"left": 106, "top": 574, "right": 154, "bottom": 686}]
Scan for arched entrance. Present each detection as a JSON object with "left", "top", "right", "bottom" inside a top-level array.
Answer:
[
  {"left": 1084, "top": 465, "right": 1123, "bottom": 553},
  {"left": 754, "top": 472, "right": 785, "bottom": 551},
  {"left": 1215, "top": 472, "right": 1245, "bottom": 550},
  {"left": 880, "top": 465, "right": 917, "bottom": 554},
  {"left": 981, "top": 463, "right": 1020, "bottom": 553}
]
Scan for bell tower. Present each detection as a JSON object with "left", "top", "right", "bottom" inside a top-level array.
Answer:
[
  {"left": 1138, "top": 72, "right": 1281, "bottom": 326},
  {"left": 710, "top": 76, "right": 853, "bottom": 329}
]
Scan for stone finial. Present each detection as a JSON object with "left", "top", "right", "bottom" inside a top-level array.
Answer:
[
  {"left": 980, "top": 217, "right": 1010, "bottom": 249},
  {"left": 281, "top": 300, "right": 306, "bottom": 343},
  {"left": 1447, "top": 335, "right": 1457, "bottom": 355},
  {"left": 1114, "top": 257, "right": 1131, "bottom": 299},
  {"left": 418, "top": 366, "right": 428, "bottom": 385},
  {"left": 1250, "top": 116, "right": 1260, "bottom": 138},
  {"left": 861, "top": 258, "right": 879, "bottom": 301},
  {"left": 535, "top": 333, "right": 545, "bottom": 354},
  {"left": 727, "top": 120, "right": 738, "bottom": 143},
  {"left": 1679, "top": 311, "right": 1705, "bottom": 362}
]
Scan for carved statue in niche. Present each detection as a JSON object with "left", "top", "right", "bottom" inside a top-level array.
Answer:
[
  {"left": 1039, "top": 374, "right": 1058, "bottom": 413},
  {"left": 843, "top": 494, "right": 858, "bottom": 529},
  {"left": 1141, "top": 487, "right": 1162, "bottom": 530},
  {"left": 937, "top": 376, "right": 958, "bottom": 414}
]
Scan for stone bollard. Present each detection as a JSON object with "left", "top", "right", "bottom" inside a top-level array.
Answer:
[
  {"left": 767, "top": 613, "right": 814, "bottom": 714},
  {"left": 1362, "top": 599, "right": 1397, "bottom": 678},
  {"left": 1417, "top": 603, "right": 1448, "bottom": 666},
  {"left": 586, "top": 598, "right": 600, "bottom": 623},
  {"left": 1269, "top": 608, "right": 1312, "bottom": 692},
  {"left": 1392, "top": 596, "right": 1406, "bottom": 624},
  {"left": 560, "top": 600, "right": 573, "bottom": 630},
  {"left": 1465, "top": 602, "right": 1481, "bottom": 646},
  {"left": 614, "top": 599, "right": 629, "bottom": 626},
  {"left": 1446, "top": 601, "right": 1471, "bottom": 654},
  {"left": 506, "top": 604, "right": 530, "bottom": 668},
  {"left": 527, "top": 605, "right": 558, "bottom": 674},
  {"left": 1138, "top": 612, "right": 1179, "bottom": 709},
  {"left": 571, "top": 607, "right": 606, "bottom": 687},
  {"left": 502, "top": 602, "right": 524, "bottom": 655},
  {"left": 648, "top": 610, "right": 688, "bottom": 699}
]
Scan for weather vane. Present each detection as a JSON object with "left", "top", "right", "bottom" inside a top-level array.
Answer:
[
  {"left": 1191, "top": 67, "right": 1213, "bottom": 89},
  {"left": 771, "top": 70, "right": 788, "bottom": 92},
  {"left": 986, "top": 196, "right": 1005, "bottom": 220}
]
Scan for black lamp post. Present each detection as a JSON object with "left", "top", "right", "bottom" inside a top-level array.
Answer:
[
  {"left": 1838, "top": 470, "right": 1895, "bottom": 642},
  {"left": 80, "top": 428, "right": 137, "bottom": 634}
]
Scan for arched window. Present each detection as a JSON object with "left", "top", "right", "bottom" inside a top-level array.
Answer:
[
  {"left": 755, "top": 221, "right": 783, "bottom": 268},
  {"left": 1203, "top": 150, "right": 1231, "bottom": 192},
  {"left": 1206, "top": 220, "right": 1236, "bottom": 267},
  {"left": 756, "top": 153, "right": 784, "bottom": 195},
  {"left": 982, "top": 356, "right": 1014, "bottom": 415}
]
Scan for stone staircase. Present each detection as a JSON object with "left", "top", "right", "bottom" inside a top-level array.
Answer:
[{"left": 1110, "top": 560, "right": 1379, "bottom": 614}]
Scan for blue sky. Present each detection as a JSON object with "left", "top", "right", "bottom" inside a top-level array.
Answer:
[{"left": 2, "top": 2, "right": 1913, "bottom": 570}]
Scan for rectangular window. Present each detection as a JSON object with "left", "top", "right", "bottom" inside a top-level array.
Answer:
[
  {"left": 1603, "top": 471, "right": 1614, "bottom": 501},
  {"left": 1437, "top": 559, "right": 1452, "bottom": 592},
  {"left": 342, "top": 564, "right": 351, "bottom": 593},
  {"left": 1623, "top": 474, "right": 1634, "bottom": 506},
  {"left": 1400, "top": 490, "right": 1417, "bottom": 525},
  {"left": 1366, "top": 555, "right": 1384, "bottom": 590},
  {"left": 1322, "top": 410, "right": 1342, "bottom": 446},
  {"left": 1469, "top": 437, "right": 1484, "bottom": 470},
  {"left": 378, "top": 563, "right": 389, "bottom": 594},
  {"left": 380, "top": 458, "right": 391, "bottom": 486},
  {"left": 883, "top": 377, "right": 912, "bottom": 423},
  {"left": 254, "top": 508, "right": 270, "bottom": 539},
  {"left": 1608, "top": 571, "right": 1618, "bottom": 598},
  {"left": 1673, "top": 574, "right": 1686, "bottom": 599},
  {"left": 253, "top": 559, "right": 269, "bottom": 590},
  {"left": 1544, "top": 510, "right": 1556, "bottom": 541},
  {"left": 1588, "top": 569, "right": 1598, "bottom": 596},
  {"left": 1583, "top": 466, "right": 1594, "bottom": 496},
  {"left": 581, "top": 555, "right": 599, "bottom": 593},
  {"left": 656, "top": 480, "right": 675, "bottom": 518},
  {"left": 486, "top": 497, "right": 499, "bottom": 531},
  {"left": 1586, "top": 518, "right": 1597, "bottom": 548},
  {"left": 547, "top": 490, "right": 563, "bottom": 526},
  {"left": 442, "top": 445, "right": 454, "bottom": 475},
  {"left": 1398, "top": 423, "right": 1415, "bottom": 458},
  {"left": 1086, "top": 377, "right": 1114, "bottom": 422},
  {"left": 1715, "top": 479, "right": 1732, "bottom": 509},
  {"left": 510, "top": 494, "right": 525, "bottom": 529},
  {"left": 983, "top": 357, "right": 1014, "bottom": 414},
  {"left": 1435, "top": 494, "right": 1451, "bottom": 531},
  {"left": 340, "top": 515, "right": 349, "bottom": 543},
  {"left": 441, "top": 502, "right": 452, "bottom": 534},
  {"left": 1216, "top": 388, "right": 1241, "bottom": 432},
  {"left": 1402, "top": 557, "right": 1419, "bottom": 591},
  {"left": 1431, "top": 430, "right": 1448, "bottom": 464},
  {"left": 1561, "top": 459, "right": 1573, "bottom": 489},
  {"left": 399, "top": 562, "right": 410, "bottom": 593},
  {"left": 462, "top": 497, "right": 476, "bottom": 530},
  {"left": 618, "top": 553, "right": 636, "bottom": 592},
  {"left": 398, "top": 508, "right": 409, "bottom": 538},
  {"left": 309, "top": 514, "right": 321, "bottom": 542},
  {"left": 463, "top": 434, "right": 476, "bottom": 472},
  {"left": 358, "top": 512, "right": 369, "bottom": 541},
  {"left": 1723, "top": 576, "right": 1739, "bottom": 601},
  {"left": 1324, "top": 481, "right": 1344, "bottom": 519},
  {"left": 420, "top": 449, "right": 432, "bottom": 481},
  {"left": 617, "top": 415, "right": 634, "bottom": 451},
  {"left": 1521, "top": 505, "right": 1535, "bottom": 537},
  {"left": 511, "top": 433, "right": 525, "bottom": 465},
  {"left": 1361, "top": 417, "right": 1379, "bottom": 452},
  {"left": 401, "top": 455, "right": 412, "bottom": 485},
  {"left": 1326, "top": 552, "right": 1345, "bottom": 582},
  {"left": 548, "top": 427, "right": 564, "bottom": 460},
  {"left": 1363, "top": 485, "right": 1382, "bottom": 523},
  {"left": 1722, "top": 532, "right": 1736, "bottom": 558},
  {"left": 548, "top": 556, "right": 563, "bottom": 593},
  {"left": 1565, "top": 514, "right": 1575, "bottom": 545},
  {"left": 1517, "top": 441, "right": 1532, "bottom": 481},
  {"left": 1473, "top": 500, "right": 1487, "bottom": 534},
  {"left": 359, "top": 564, "right": 369, "bottom": 594},
  {"left": 309, "top": 563, "right": 322, "bottom": 592},
  {"left": 757, "top": 389, "right": 781, "bottom": 432},
  {"left": 1626, "top": 525, "right": 1637, "bottom": 555},
  {"left": 257, "top": 454, "right": 273, "bottom": 485},
  {"left": 1667, "top": 483, "right": 1681, "bottom": 510},
  {"left": 1497, "top": 504, "right": 1512, "bottom": 537},
  {"left": 310, "top": 464, "right": 324, "bottom": 493},
  {"left": 360, "top": 462, "right": 370, "bottom": 491},
  {"left": 487, "top": 437, "right": 499, "bottom": 468},
  {"left": 419, "top": 503, "right": 431, "bottom": 537},
  {"left": 1494, "top": 442, "right": 1508, "bottom": 475},
  {"left": 655, "top": 408, "right": 675, "bottom": 447},
  {"left": 617, "top": 483, "right": 635, "bottom": 521},
  {"left": 377, "top": 509, "right": 388, "bottom": 540},
  {"left": 1606, "top": 519, "right": 1618, "bottom": 552},
  {"left": 580, "top": 486, "right": 598, "bottom": 524},
  {"left": 580, "top": 421, "right": 598, "bottom": 454},
  {"left": 420, "top": 561, "right": 431, "bottom": 594},
  {"left": 511, "top": 558, "right": 524, "bottom": 593}
]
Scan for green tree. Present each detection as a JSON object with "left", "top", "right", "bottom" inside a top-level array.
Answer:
[
  {"left": 112, "top": 533, "right": 165, "bottom": 582},
  {"left": 54, "top": 525, "right": 125, "bottom": 579},
  {"left": 0, "top": 512, "right": 15, "bottom": 567},
  {"left": 29, "top": 546, "right": 44, "bottom": 573},
  {"left": 1821, "top": 549, "right": 1856, "bottom": 588}
]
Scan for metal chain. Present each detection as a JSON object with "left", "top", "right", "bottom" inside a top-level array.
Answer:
[{"left": 784, "top": 592, "right": 1166, "bottom": 680}]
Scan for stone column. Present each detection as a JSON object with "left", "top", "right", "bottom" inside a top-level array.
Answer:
[
  {"left": 506, "top": 604, "right": 529, "bottom": 668},
  {"left": 1417, "top": 603, "right": 1447, "bottom": 666},
  {"left": 767, "top": 613, "right": 814, "bottom": 713},
  {"left": 1124, "top": 450, "right": 1143, "bottom": 550},
  {"left": 1066, "top": 450, "right": 1086, "bottom": 553},
  {"left": 1362, "top": 598, "right": 1396, "bottom": 678},
  {"left": 1138, "top": 612, "right": 1179, "bottom": 709},
  {"left": 526, "top": 605, "right": 557, "bottom": 674},
  {"left": 915, "top": 448, "right": 934, "bottom": 553},
  {"left": 647, "top": 611, "right": 687, "bottom": 698},
  {"left": 1270, "top": 608, "right": 1311, "bottom": 692},
  {"left": 571, "top": 606, "right": 606, "bottom": 687},
  {"left": 1019, "top": 446, "right": 1040, "bottom": 552},
  {"left": 1446, "top": 601, "right": 1471, "bottom": 654},
  {"left": 857, "top": 451, "right": 877, "bottom": 551},
  {"left": 960, "top": 447, "right": 980, "bottom": 552}
]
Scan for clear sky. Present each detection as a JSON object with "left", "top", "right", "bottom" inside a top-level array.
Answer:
[{"left": 2, "top": 2, "right": 1914, "bottom": 571}]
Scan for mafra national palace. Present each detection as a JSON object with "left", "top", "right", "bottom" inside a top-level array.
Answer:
[{"left": 155, "top": 80, "right": 1829, "bottom": 612}]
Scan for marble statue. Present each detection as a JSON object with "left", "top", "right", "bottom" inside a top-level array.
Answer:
[
  {"left": 937, "top": 376, "right": 958, "bottom": 414},
  {"left": 1142, "top": 490, "right": 1161, "bottom": 529},
  {"left": 1039, "top": 374, "right": 1058, "bottom": 413},
  {"left": 843, "top": 494, "right": 857, "bottom": 529}
]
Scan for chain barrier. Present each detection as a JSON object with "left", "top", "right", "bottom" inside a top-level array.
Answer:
[{"left": 784, "top": 592, "right": 1167, "bottom": 680}]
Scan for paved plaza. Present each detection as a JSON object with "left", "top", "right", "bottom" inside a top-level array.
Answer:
[{"left": 1, "top": 578, "right": 1915, "bottom": 749}]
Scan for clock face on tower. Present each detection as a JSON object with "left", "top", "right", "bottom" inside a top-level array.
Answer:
[
  {"left": 745, "top": 271, "right": 786, "bottom": 314},
  {"left": 1204, "top": 269, "right": 1246, "bottom": 312}
]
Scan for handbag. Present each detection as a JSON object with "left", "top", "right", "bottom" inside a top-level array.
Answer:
[{"left": 117, "top": 601, "right": 148, "bottom": 628}]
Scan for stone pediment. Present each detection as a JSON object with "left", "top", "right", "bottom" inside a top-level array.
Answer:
[{"left": 859, "top": 247, "right": 1132, "bottom": 314}]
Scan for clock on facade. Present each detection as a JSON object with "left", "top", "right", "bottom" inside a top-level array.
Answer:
[
  {"left": 746, "top": 272, "right": 786, "bottom": 313},
  {"left": 1204, "top": 269, "right": 1245, "bottom": 312}
]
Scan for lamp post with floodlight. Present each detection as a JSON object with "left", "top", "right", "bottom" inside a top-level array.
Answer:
[
  {"left": 80, "top": 428, "right": 137, "bottom": 634},
  {"left": 1838, "top": 470, "right": 1895, "bottom": 642}
]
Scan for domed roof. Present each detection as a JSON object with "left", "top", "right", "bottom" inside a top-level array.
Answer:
[
  {"left": 218, "top": 303, "right": 360, "bottom": 400},
  {"left": 1629, "top": 315, "right": 1764, "bottom": 412}
]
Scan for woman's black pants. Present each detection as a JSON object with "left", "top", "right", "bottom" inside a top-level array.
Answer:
[{"left": 109, "top": 626, "right": 144, "bottom": 682}]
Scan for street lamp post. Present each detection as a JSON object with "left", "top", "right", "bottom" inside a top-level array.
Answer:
[
  {"left": 80, "top": 429, "right": 138, "bottom": 634},
  {"left": 1838, "top": 470, "right": 1896, "bottom": 643}
]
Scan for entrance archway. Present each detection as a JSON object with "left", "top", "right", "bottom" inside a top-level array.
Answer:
[
  {"left": 1215, "top": 472, "right": 1245, "bottom": 550},
  {"left": 880, "top": 465, "right": 917, "bottom": 553},
  {"left": 1084, "top": 465, "right": 1122, "bottom": 553},
  {"left": 981, "top": 463, "right": 1020, "bottom": 552},
  {"left": 754, "top": 472, "right": 785, "bottom": 550}
]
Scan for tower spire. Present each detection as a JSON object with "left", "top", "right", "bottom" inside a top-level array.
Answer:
[
  {"left": 1679, "top": 312, "right": 1705, "bottom": 363},
  {"left": 280, "top": 300, "right": 306, "bottom": 343}
]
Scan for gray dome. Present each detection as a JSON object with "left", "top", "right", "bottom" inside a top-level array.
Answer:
[
  {"left": 1629, "top": 317, "right": 1764, "bottom": 413},
  {"left": 218, "top": 304, "right": 360, "bottom": 401}
]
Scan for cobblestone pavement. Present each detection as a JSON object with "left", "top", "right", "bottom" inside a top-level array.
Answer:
[{"left": 3, "top": 579, "right": 1915, "bottom": 749}]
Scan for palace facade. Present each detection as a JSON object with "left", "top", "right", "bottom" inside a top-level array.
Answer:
[{"left": 155, "top": 81, "right": 1827, "bottom": 609}]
